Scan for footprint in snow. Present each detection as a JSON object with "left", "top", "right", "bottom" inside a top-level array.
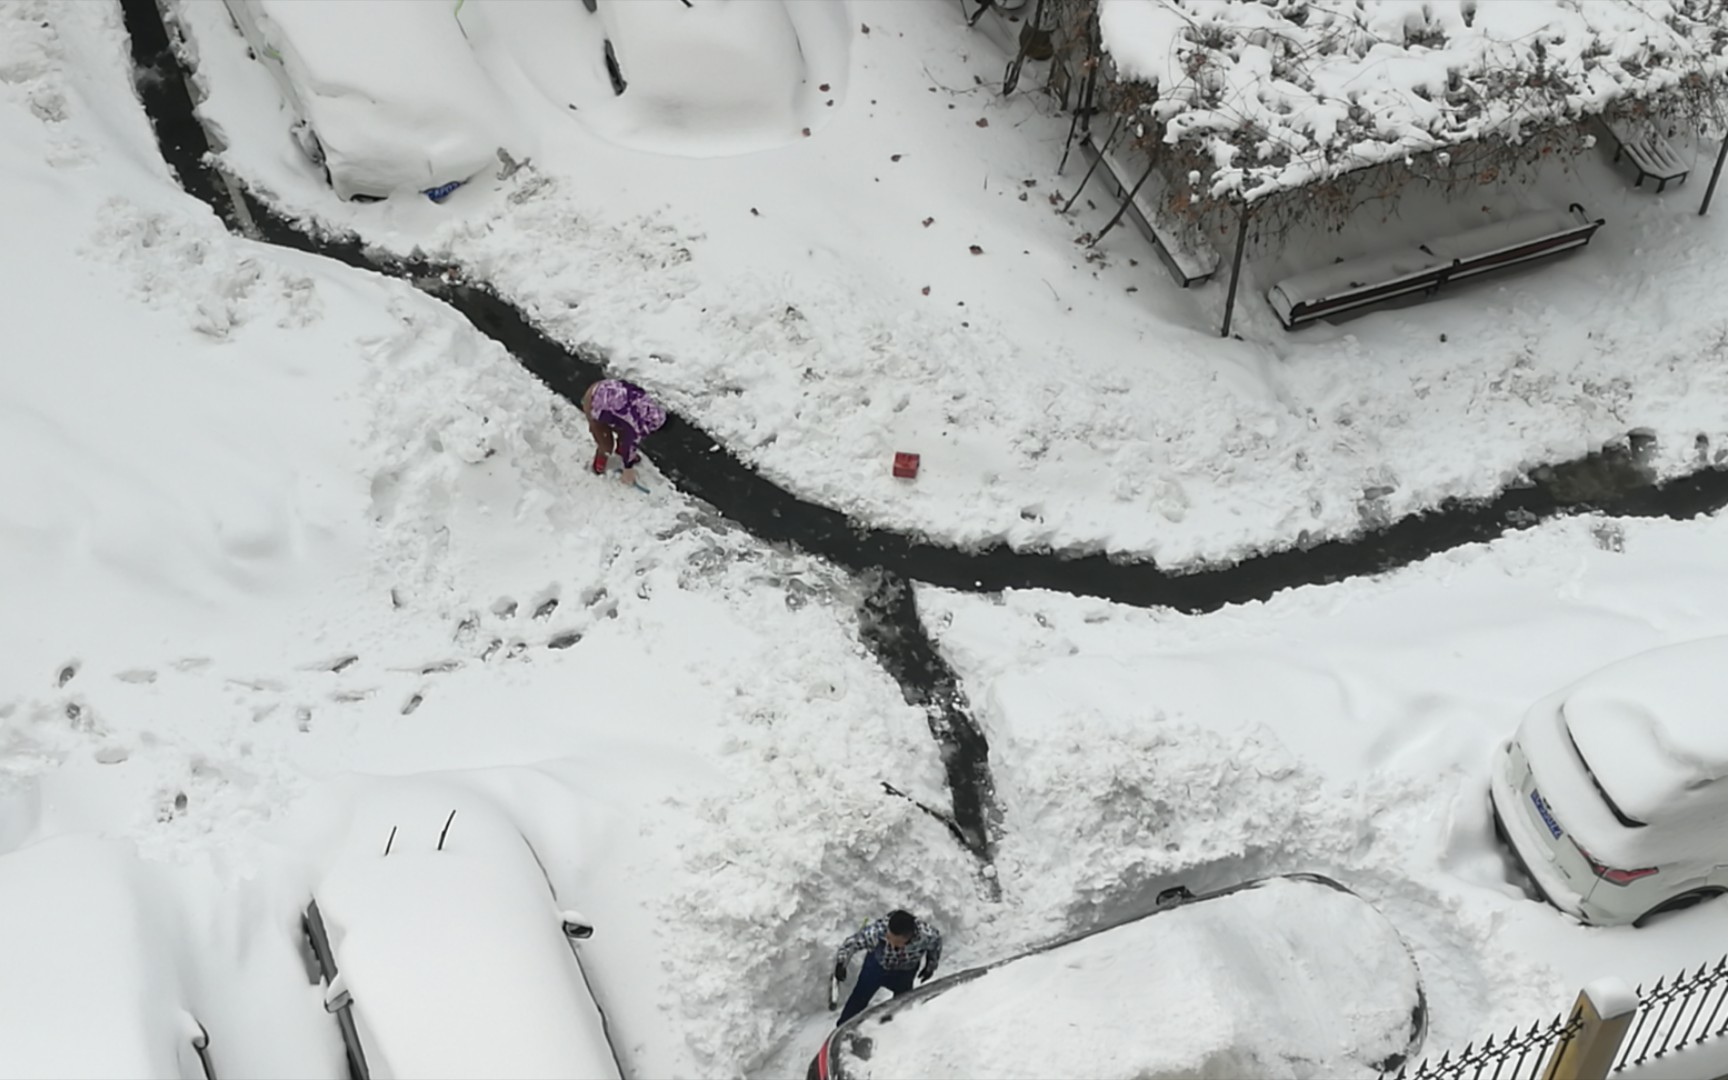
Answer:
[
  {"left": 56, "top": 660, "right": 79, "bottom": 687},
  {"left": 401, "top": 690, "right": 425, "bottom": 716},
  {"left": 114, "top": 668, "right": 158, "bottom": 684}
]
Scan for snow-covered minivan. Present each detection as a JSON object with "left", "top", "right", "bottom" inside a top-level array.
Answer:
[
  {"left": 808, "top": 874, "right": 1426, "bottom": 1080},
  {"left": 1490, "top": 636, "right": 1728, "bottom": 926}
]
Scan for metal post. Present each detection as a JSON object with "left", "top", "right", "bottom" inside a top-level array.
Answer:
[
  {"left": 1219, "top": 201, "right": 1252, "bottom": 338},
  {"left": 1542, "top": 979, "right": 1637, "bottom": 1080},
  {"left": 1702, "top": 136, "right": 1728, "bottom": 216}
]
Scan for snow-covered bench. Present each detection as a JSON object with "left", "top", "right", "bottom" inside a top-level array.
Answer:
[
  {"left": 1603, "top": 118, "right": 1690, "bottom": 193},
  {"left": 1267, "top": 204, "right": 1605, "bottom": 330}
]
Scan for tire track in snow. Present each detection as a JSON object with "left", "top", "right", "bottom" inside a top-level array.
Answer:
[{"left": 119, "top": 0, "right": 1728, "bottom": 867}]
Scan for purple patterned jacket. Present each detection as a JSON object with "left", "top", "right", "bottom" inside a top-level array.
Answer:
[{"left": 589, "top": 379, "right": 666, "bottom": 468}]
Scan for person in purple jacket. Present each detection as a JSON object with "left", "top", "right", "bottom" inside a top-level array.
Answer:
[{"left": 582, "top": 378, "right": 666, "bottom": 488}]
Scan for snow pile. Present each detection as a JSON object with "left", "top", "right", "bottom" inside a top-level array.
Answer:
[
  {"left": 650, "top": 568, "right": 985, "bottom": 1074},
  {"left": 846, "top": 877, "right": 1421, "bottom": 1080},
  {"left": 87, "top": 197, "right": 323, "bottom": 337},
  {"left": 1094, "top": 0, "right": 1728, "bottom": 200}
]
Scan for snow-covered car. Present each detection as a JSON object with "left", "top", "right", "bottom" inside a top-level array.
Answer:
[
  {"left": 807, "top": 874, "right": 1426, "bottom": 1080},
  {"left": 0, "top": 835, "right": 217, "bottom": 1080},
  {"left": 302, "top": 786, "right": 620, "bottom": 1080},
  {"left": 219, "top": 0, "right": 521, "bottom": 202},
  {"left": 1490, "top": 637, "right": 1728, "bottom": 927}
]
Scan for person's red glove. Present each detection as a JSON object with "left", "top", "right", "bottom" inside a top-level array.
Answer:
[{"left": 591, "top": 451, "right": 608, "bottom": 475}]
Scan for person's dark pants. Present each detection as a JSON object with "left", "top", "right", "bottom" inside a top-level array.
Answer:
[{"left": 838, "top": 952, "right": 916, "bottom": 1024}]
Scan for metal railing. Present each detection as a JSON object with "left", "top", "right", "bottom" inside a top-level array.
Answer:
[
  {"left": 1389, "top": 1011, "right": 1582, "bottom": 1080},
  {"left": 1390, "top": 954, "right": 1728, "bottom": 1080},
  {"left": 1613, "top": 956, "right": 1728, "bottom": 1073}
]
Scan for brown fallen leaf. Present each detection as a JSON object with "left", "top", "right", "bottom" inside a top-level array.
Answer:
[
  {"left": 861, "top": 23, "right": 870, "bottom": 33},
  {"left": 922, "top": 216, "right": 934, "bottom": 227},
  {"left": 801, "top": 127, "right": 811, "bottom": 137},
  {"left": 891, "top": 153, "right": 903, "bottom": 162},
  {"left": 921, "top": 286, "right": 931, "bottom": 295},
  {"left": 826, "top": 99, "right": 834, "bottom": 107},
  {"left": 969, "top": 244, "right": 984, "bottom": 255},
  {"left": 820, "top": 83, "right": 831, "bottom": 92},
  {"left": 975, "top": 117, "right": 989, "bottom": 128},
  {"left": 750, "top": 208, "right": 760, "bottom": 216}
]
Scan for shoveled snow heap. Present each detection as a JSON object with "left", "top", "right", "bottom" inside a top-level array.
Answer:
[
  {"left": 1093, "top": 0, "right": 1728, "bottom": 201},
  {"left": 841, "top": 876, "right": 1423, "bottom": 1080}
]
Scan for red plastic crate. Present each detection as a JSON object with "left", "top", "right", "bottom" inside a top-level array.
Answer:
[{"left": 892, "top": 452, "right": 920, "bottom": 479}]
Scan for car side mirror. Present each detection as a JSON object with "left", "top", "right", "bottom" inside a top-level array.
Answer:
[
  {"left": 1155, "top": 885, "right": 1194, "bottom": 909},
  {"left": 560, "top": 910, "right": 594, "bottom": 940}
]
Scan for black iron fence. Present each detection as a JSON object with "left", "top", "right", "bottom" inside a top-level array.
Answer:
[
  {"left": 1388, "top": 954, "right": 1728, "bottom": 1080},
  {"left": 1387, "top": 1011, "right": 1581, "bottom": 1080},
  {"left": 1612, "top": 956, "right": 1728, "bottom": 1073}
]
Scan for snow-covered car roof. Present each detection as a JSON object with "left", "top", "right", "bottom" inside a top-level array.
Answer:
[
  {"left": 831, "top": 875, "right": 1423, "bottom": 1079},
  {"left": 0, "top": 835, "right": 210, "bottom": 1080},
  {"left": 1560, "top": 636, "right": 1728, "bottom": 827},
  {"left": 227, "top": 0, "right": 520, "bottom": 198},
  {"left": 1094, "top": 0, "right": 1728, "bottom": 202},
  {"left": 312, "top": 782, "right": 618, "bottom": 1080}
]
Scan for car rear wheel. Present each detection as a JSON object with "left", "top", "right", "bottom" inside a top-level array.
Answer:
[{"left": 1634, "top": 889, "right": 1725, "bottom": 928}]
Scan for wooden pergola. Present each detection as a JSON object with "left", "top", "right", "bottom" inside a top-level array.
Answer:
[{"left": 1046, "top": 0, "right": 1728, "bottom": 337}]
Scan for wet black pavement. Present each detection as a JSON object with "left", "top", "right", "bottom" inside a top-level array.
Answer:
[{"left": 120, "top": 0, "right": 1728, "bottom": 862}]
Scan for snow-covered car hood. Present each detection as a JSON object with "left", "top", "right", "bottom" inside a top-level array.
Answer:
[
  {"left": 230, "top": 0, "right": 520, "bottom": 198},
  {"left": 835, "top": 875, "right": 1423, "bottom": 1079},
  {"left": 313, "top": 781, "right": 618, "bottom": 1080}
]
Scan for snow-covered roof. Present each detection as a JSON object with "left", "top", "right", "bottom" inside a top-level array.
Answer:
[
  {"left": 1561, "top": 636, "right": 1728, "bottom": 826},
  {"left": 1093, "top": 0, "right": 1728, "bottom": 202}
]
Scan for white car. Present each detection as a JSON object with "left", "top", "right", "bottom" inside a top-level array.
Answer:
[
  {"left": 219, "top": 0, "right": 521, "bottom": 202},
  {"left": 0, "top": 835, "right": 217, "bottom": 1080},
  {"left": 808, "top": 874, "right": 1427, "bottom": 1080},
  {"left": 1490, "top": 636, "right": 1728, "bottom": 926},
  {"left": 302, "top": 784, "right": 620, "bottom": 1080}
]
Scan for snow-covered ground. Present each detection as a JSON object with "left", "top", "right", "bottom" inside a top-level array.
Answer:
[
  {"left": 5, "top": 1, "right": 1728, "bottom": 1078},
  {"left": 174, "top": 0, "right": 1728, "bottom": 568}
]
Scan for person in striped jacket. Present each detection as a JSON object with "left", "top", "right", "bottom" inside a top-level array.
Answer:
[{"left": 832, "top": 909, "right": 942, "bottom": 1024}]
